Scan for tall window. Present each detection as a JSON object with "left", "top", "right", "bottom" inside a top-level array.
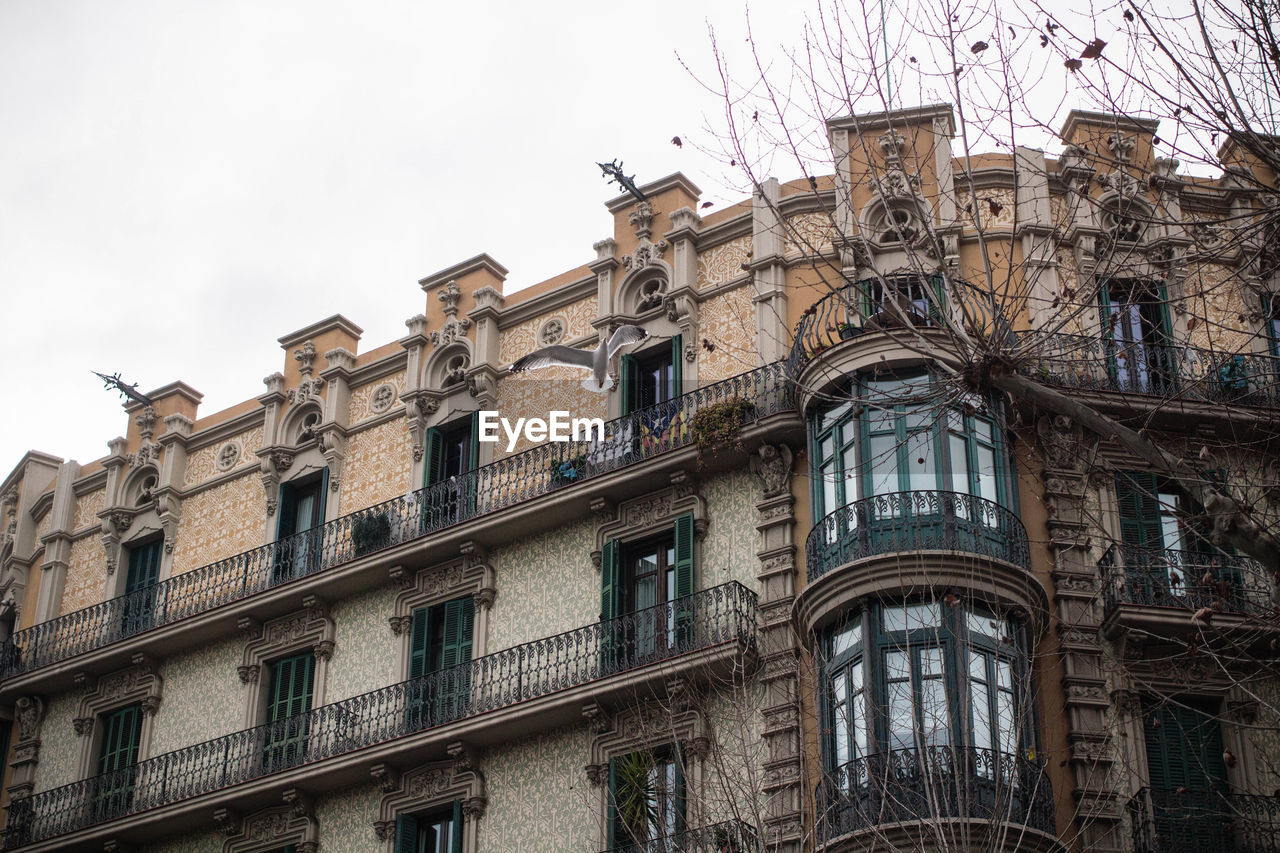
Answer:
[
  {"left": 621, "top": 337, "right": 682, "bottom": 415},
  {"left": 863, "top": 275, "right": 941, "bottom": 327},
  {"left": 262, "top": 652, "right": 315, "bottom": 770},
  {"left": 1141, "top": 698, "right": 1229, "bottom": 848},
  {"left": 822, "top": 601, "right": 1027, "bottom": 789},
  {"left": 1113, "top": 472, "right": 1227, "bottom": 601},
  {"left": 395, "top": 802, "right": 462, "bottom": 853},
  {"left": 274, "top": 471, "right": 327, "bottom": 583},
  {"left": 406, "top": 596, "right": 474, "bottom": 729},
  {"left": 600, "top": 515, "right": 695, "bottom": 670},
  {"left": 608, "top": 747, "right": 686, "bottom": 851},
  {"left": 810, "top": 375, "right": 1008, "bottom": 520},
  {"left": 93, "top": 704, "right": 142, "bottom": 820},
  {"left": 423, "top": 415, "right": 480, "bottom": 526},
  {"left": 1100, "top": 278, "right": 1173, "bottom": 393},
  {"left": 121, "top": 538, "right": 162, "bottom": 636}
]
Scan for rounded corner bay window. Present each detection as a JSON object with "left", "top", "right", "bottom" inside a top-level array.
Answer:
[
  {"left": 808, "top": 372, "right": 1018, "bottom": 569},
  {"left": 818, "top": 599, "right": 1038, "bottom": 818}
]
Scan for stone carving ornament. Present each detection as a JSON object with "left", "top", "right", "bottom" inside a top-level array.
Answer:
[
  {"left": 370, "top": 383, "right": 397, "bottom": 414},
  {"left": 538, "top": 317, "right": 565, "bottom": 346},
  {"left": 750, "top": 444, "right": 794, "bottom": 498},
  {"left": 15, "top": 696, "right": 44, "bottom": 741},
  {"left": 216, "top": 441, "right": 242, "bottom": 472}
]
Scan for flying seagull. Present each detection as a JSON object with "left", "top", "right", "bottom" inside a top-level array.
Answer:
[{"left": 509, "top": 325, "right": 649, "bottom": 392}]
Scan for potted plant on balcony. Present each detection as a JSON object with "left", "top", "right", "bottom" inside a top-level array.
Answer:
[
  {"left": 837, "top": 321, "right": 860, "bottom": 340},
  {"left": 351, "top": 510, "right": 392, "bottom": 556},
  {"left": 691, "top": 397, "right": 755, "bottom": 462},
  {"left": 1217, "top": 355, "right": 1249, "bottom": 396}
]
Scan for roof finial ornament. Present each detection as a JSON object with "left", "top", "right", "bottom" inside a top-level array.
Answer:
[
  {"left": 597, "top": 159, "right": 647, "bottom": 202},
  {"left": 91, "top": 371, "right": 154, "bottom": 407}
]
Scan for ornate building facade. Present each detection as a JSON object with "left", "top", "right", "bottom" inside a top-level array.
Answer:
[{"left": 0, "top": 103, "right": 1277, "bottom": 852}]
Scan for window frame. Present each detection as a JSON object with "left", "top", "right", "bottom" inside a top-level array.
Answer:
[{"left": 819, "top": 600, "right": 1031, "bottom": 784}]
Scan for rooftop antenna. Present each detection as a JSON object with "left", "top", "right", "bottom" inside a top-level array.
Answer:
[
  {"left": 597, "top": 159, "right": 647, "bottom": 202},
  {"left": 92, "top": 370, "right": 154, "bottom": 407}
]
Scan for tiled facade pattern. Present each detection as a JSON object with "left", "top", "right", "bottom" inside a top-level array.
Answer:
[
  {"left": 338, "top": 418, "right": 413, "bottom": 514},
  {"left": 168, "top": 473, "right": 266, "bottom": 575},
  {"left": 182, "top": 426, "right": 263, "bottom": 488}
]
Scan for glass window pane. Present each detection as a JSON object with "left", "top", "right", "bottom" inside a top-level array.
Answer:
[
  {"left": 888, "top": 680, "right": 914, "bottom": 751},
  {"left": 842, "top": 445, "right": 859, "bottom": 504},
  {"left": 920, "top": 646, "right": 945, "bottom": 676},
  {"left": 976, "top": 445, "right": 998, "bottom": 504},
  {"left": 831, "top": 619, "right": 862, "bottom": 658},
  {"left": 920, "top": 677, "right": 950, "bottom": 746},
  {"left": 883, "top": 602, "right": 940, "bottom": 633},
  {"left": 966, "top": 609, "right": 1003, "bottom": 641},
  {"left": 884, "top": 649, "right": 909, "bottom": 680},
  {"left": 949, "top": 433, "right": 970, "bottom": 494},
  {"left": 1158, "top": 492, "right": 1183, "bottom": 551},
  {"left": 821, "top": 461, "right": 837, "bottom": 518},
  {"left": 972, "top": 680, "right": 992, "bottom": 751},
  {"left": 868, "top": 406, "right": 895, "bottom": 433},
  {"left": 997, "top": 659, "right": 1013, "bottom": 690},
  {"left": 869, "top": 435, "right": 898, "bottom": 497},
  {"left": 975, "top": 419, "right": 993, "bottom": 444},
  {"left": 906, "top": 430, "right": 937, "bottom": 493},
  {"left": 820, "top": 436, "right": 834, "bottom": 462},
  {"left": 997, "top": 689, "right": 1017, "bottom": 754}
]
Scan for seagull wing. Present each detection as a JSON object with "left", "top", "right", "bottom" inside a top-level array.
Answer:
[
  {"left": 510, "top": 345, "right": 596, "bottom": 374},
  {"left": 606, "top": 325, "right": 649, "bottom": 357}
]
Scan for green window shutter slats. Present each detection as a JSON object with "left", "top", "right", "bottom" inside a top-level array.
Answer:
[
  {"left": 601, "top": 539, "right": 621, "bottom": 621},
  {"left": 670, "top": 335, "right": 683, "bottom": 399},
  {"left": 621, "top": 354, "right": 637, "bottom": 415},
  {"left": 451, "top": 799, "right": 464, "bottom": 853},
  {"left": 673, "top": 745, "right": 688, "bottom": 834},
  {"left": 673, "top": 514, "right": 694, "bottom": 600},
  {"left": 606, "top": 757, "right": 619, "bottom": 850},
  {"left": 409, "top": 606, "right": 431, "bottom": 679},
  {"left": 395, "top": 813, "right": 419, "bottom": 853},
  {"left": 125, "top": 541, "right": 161, "bottom": 592},
  {"left": 1116, "top": 473, "right": 1162, "bottom": 548},
  {"left": 276, "top": 483, "right": 297, "bottom": 540},
  {"left": 267, "top": 654, "right": 315, "bottom": 723},
  {"left": 440, "top": 597, "right": 475, "bottom": 670},
  {"left": 424, "top": 427, "right": 445, "bottom": 487},
  {"left": 1144, "top": 701, "right": 1227, "bottom": 791},
  {"left": 96, "top": 705, "right": 141, "bottom": 776},
  {"left": 468, "top": 411, "right": 481, "bottom": 472}
]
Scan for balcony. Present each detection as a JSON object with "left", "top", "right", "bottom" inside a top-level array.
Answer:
[
  {"left": 600, "top": 819, "right": 759, "bottom": 853},
  {"left": 0, "top": 364, "right": 790, "bottom": 683},
  {"left": 1017, "top": 333, "right": 1280, "bottom": 409},
  {"left": 1129, "top": 787, "right": 1280, "bottom": 853},
  {"left": 816, "top": 746, "right": 1058, "bottom": 851},
  {"left": 1099, "top": 544, "right": 1277, "bottom": 645},
  {"left": 3, "top": 583, "right": 758, "bottom": 849},
  {"left": 798, "top": 491, "right": 1039, "bottom": 635}
]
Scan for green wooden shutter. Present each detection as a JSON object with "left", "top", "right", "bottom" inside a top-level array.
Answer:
[
  {"left": 96, "top": 705, "right": 141, "bottom": 776},
  {"left": 606, "top": 757, "right": 619, "bottom": 850},
  {"left": 670, "top": 335, "right": 683, "bottom": 399},
  {"left": 440, "top": 597, "right": 475, "bottom": 669},
  {"left": 267, "top": 654, "right": 315, "bottom": 723},
  {"left": 673, "top": 514, "right": 695, "bottom": 649},
  {"left": 673, "top": 515, "right": 694, "bottom": 600},
  {"left": 621, "top": 355, "right": 637, "bottom": 415},
  {"left": 451, "top": 799, "right": 464, "bottom": 853},
  {"left": 409, "top": 607, "right": 431, "bottom": 679},
  {"left": 1115, "top": 473, "right": 1162, "bottom": 548},
  {"left": 395, "top": 813, "right": 419, "bottom": 853},
  {"left": 672, "top": 745, "right": 687, "bottom": 834},
  {"left": 468, "top": 411, "right": 481, "bottom": 471},
  {"left": 1098, "top": 279, "right": 1115, "bottom": 340},
  {"left": 601, "top": 539, "right": 621, "bottom": 621},
  {"left": 424, "top": 427, "right": 445, "bottom": 486},
  {"left": 125, "top": 541, "right": 161, "bottom": 592}
]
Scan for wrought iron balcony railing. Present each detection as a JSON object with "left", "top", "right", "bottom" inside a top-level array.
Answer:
[
  {"left": 601, "top": 819, "right": 759, "bottom": 853},
  {"left": 788, "top": 278, "right": 944, "bottom": 373},
  {"left": 2, "top": 582, "right": 758, "bottom": 848},
  {"left": 1129, "top": 787, "right": 1280, "bottom": 853},
  {"left": 1017, "top": 332, "right": 1280, "bottom": 408},
  {"left": 816, "top": 746, "right": 1055, "bottom": 843},
  {"left": 806, "top": 490, "right": 1030, "bottom": 583},
  {"left": 0, "top": 364, "right": 790, "bottom": 682},
  {"left": 1098, "top": 544, "right": 1275, "bottom": 619}
]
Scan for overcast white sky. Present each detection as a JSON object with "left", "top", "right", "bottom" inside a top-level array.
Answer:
[
  {"left": 1, "top": 0, "right": 1179, "bottom": 473},
  {"left": 0, "top": 0, "right": 811, "bottom": 470}
]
